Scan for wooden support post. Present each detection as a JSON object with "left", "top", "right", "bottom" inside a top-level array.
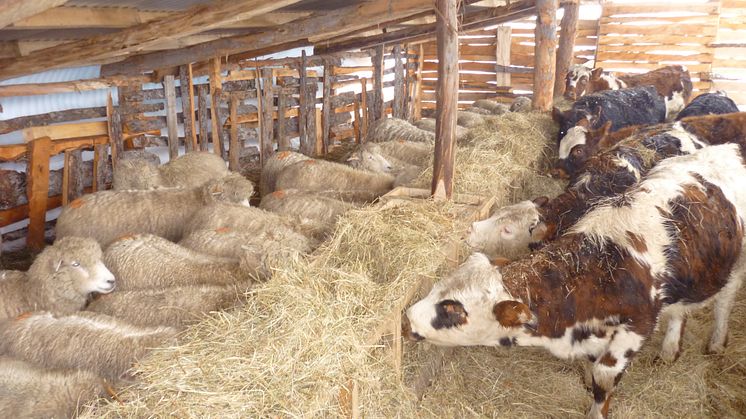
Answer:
[
  {"left": 61, "top": 150, "right": 83, "bottom": 205},
  {"left": 277, "top": 88, "right": 290, "bottom": 151},
  {"left": 321, "top": 60, "right": 333, "bottom": 156},
  {"left": 302, "top": 74, "right": 318, "bottom": 156},
  {"left": 197, "top": 84, "right": 210, "bottom": 151},
  {"left": 209, "top": 57, "right": 225, "bottom": 158},
  {"left": 533, "top": 0, "right": 558, "bottom": 111},
  {"left": 179, "top": 63, "right": 198, "bottom": 152},
  {"left": 26, "top": 136, "right": 51, "bottom": 250},
  {"left": 495, "top": 26, "right": 512, "bottom": 87},
  {"left": 314, "top": 107, "right": 323, "bottom": 157},
  {"left": 554, "top": 0, "right": 579, "bottom": 98},
  {"left": 164, "top": 75, "right": 179, "bottom": 159},
  {"left": 259, "top": 67, "right": 275, "bottom": 165},
  {"left": 353, "top": 94, "right": 362, "bottom": 144},
  {"left": 92, "top": 143, "right": 109, "bottom": 192},
  {"left": 402, "top": 43, "right": 412, "bottom": 121},
  {"left": 415, "top": 44, "right": 424, "bottom": 120},
  {"left": 106, "top": 92, "right": 123, "bottom": 169},
  {"left": 229, "top": 93, "right": 240, "bottom": 171},
  {"left": 431, "top": 0, "right": 458, "bottom": 200},
  {"left": 393, "top": 44, "right": 405, "bottom": 119},
  {"left": 372, "top": 45, "right": 384, "bottom": 122},
  {"left": 360, "top": 78, "right": 369, "bottom": 139},
  {"left": 299, "top": 50, "right": 311, "bottom": 155}
]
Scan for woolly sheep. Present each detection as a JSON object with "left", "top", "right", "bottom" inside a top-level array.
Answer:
[
  {"left": 260, "top": 151, "right": 311, "bottom": 195},
  {"left": 413, "top": 118, "right": 469, "bottom": 141},
  {"left": 113, "top": 151, "right": 229, "bottom": 191},
  {"left": 104, "top": 234, "right": 257, "bottom": 290},
  {"left": 179, "top": 228, "right": 311, "bottom": 278},
  {"left": 0, "top": 237, "right": 115, "bottom": 320},
  {"left": 259, "top": 189, "right": 353, "bottom": 238},
  {"left": 464, "top": 106, "right": 493, "bottom": 115},
  {"left": 377, "top": 140, "right": 432, "bottom": 167},
  {"left": 343, "top": 142, "right": 394, "bottom": 173},
  {"left": 510, "top": 96, "right": 532, "bottom": 112},
  {"left": 472, "top": 99, "right": 510, "bottom": 115},
  {"left": 366, "top": 117, "right": 435, "bottom": 143},
  {"left": 456, "top": 110, "right": 487, "bottom": 128},
  {"left": 275, "top": 159, "right": 395, "bottom": 203},
  {"left": 0, "top": 311, "right": 177, "bottom": 382},
  {"left": 0, "top": 356, "right": 107, "bottom": 419},
  {"left": 86, "top": 284, "right": 249, "bottom": 328},
  {"left": 56, "top": 173, "right": 255, "bottom": 247}
]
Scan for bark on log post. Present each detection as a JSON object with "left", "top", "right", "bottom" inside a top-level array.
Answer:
[
  {"left": 259, "top": 68, "right": 275, "bottom": 165},
  {"left": 495, "top": 26, "right": 512, "bottom": 87},
  {"left": 393, "top": 44, "right": 406, "bottom": 119},
  {"left": 415, "top": 44, "right": 425, "bottom": 120},
  {"left": 197, "top": 84, "right": 210, "bottom": 151},
  {"left": 431, "top": 0, "right": 459, "bottom": 200},
  {"left": 360, "top": 78, "right": 369, "bottom": 139},
  {"left": 554, "top": 0, "right": 579, "bottom": 98},
  {"left": 532, "top": 0, "right": 559, "bottom": 111},
  {"left": 372, "top": 45, "right": 384, "bottom": 122},
  {"left": 164, "top": 75, "right": 179, "bottom": 160},
  {"left": 92, "top": 143, "right": 109, "bottom": 192},
  {"left": 321, "top": 60, "right": 333, "bottom": 155},
  {"left": 62, "top": 150, "right": 84, "bottom": 205},
  {"left": 26, "top": 136, "right": 51, "bottom": 250},
  {"left": 106, "top": 92, "right": 124, "bottom": 169},
  {"left": 229, "top": 93, "right": 240, "bottom": 171},
  {"left": 353, "top": 95, "right": 362, "bottom": 143},
  {"left": 179, "top": 64, "right": 198, "bottom": 152},
  {"left": 277, "top": 87, "right": 290, "bottom": 151},
  {"left": 209, "top": 57, "right": 225, "bottom": 158},
  {"left": 298, "top": 50, "right": 310, "bottom": 155},
  {"left": 304, "top": 82, "right": 318, "bottom": 156},
  {"left": 0, "top": 107, "right": 107, "bottom": 136}
]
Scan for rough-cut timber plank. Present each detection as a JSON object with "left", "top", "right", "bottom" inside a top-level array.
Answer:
[
  {"left": 277, "top": 88, "right": 290, "bottom": 151},
  {"left": 209, "top": 58, "right": 225, "bottom": 159},
  {"left": 372, "top": 45, "right": 384, "bottom": 122},
  {"left": 304, "top": 81, "right": 319, "bottom": 156},
  {"left": 393, "top": 44, "right": 406, "bottom": 119},
  {"left": 353, "top": 95, "right": 362, "bottom": 143},
  {"left": 554, "top": 0, "right": 579, "bottom": 97},
  {"left": 0, "top": 0, "right": 69, "bottom": 31},
  {"left": 97, "top": 0, "right": 432, "bottom": 78},
  {"left": 25, "top": 136, "right": 52, "bottom": 250},
  {"left": 495, "top": 26, "right": 512, "bottom": 87},
  {"left": 360, "top": 78, "right": 369, "bottom": 138},
  {"left": 61, "top": 150, "right": 84, "bottom": 206},
  {"left": 314, "top": 108, "right": 323, "bottom": 157},
  {"left": 0, "top": 0, "right": 303, "bottom": 81},
  {"left": 0, "top": 107, "right": 106, "bottom": 136},
  {"left": 164, "top": 75, "right": 179, "bottom": 160},
  {"left": 298, "top": 50, "right": 309, "bottom": 154},
  {"left": 259, "top": 68, "right": 274, "bottom": 164},
  {"left": 92, "top": 144, "right": 109, "bottom": 192},
  {"left": 179, "top": 64, "right": 198, "bottom": 152},
  {"left": 198, "top": 84, "right": 210, "bottom": 152},
  {"left": 431, "top": 0, "right": 458, "bottom": 200},
  {"left": 106, "top": 93, "right": 123, "bottom": 169},
  {"left": 321, "top": 61, "right": 333, "bottom": 155},
  {"left": 415, "top": 44, "right": 425, "bottom": 120},
  {"left": 533, "top": 0, "right": 558, "bottom": 111},
  {"left": 229, "top": 94, "right": 240, "bottom": 171},
  {"left": 0, "top": 75, "right": 151, "bottom": 98}
]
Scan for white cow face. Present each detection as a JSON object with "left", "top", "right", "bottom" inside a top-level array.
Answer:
[
  {"left": 405, "top": 253, "right": 533, "bottom": 347},
  {"left": 465, "top": 199, "right": 548, "bottom": 260},
  {"left": 564, "top": 65, "right": 592, "bottom": 100}
]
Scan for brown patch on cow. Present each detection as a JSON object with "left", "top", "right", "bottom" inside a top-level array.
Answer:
[
  {"left": 215, "top": 227, "right": 231, "bottom": 234},
  {"left": 69, "top": 198, "right": 85, "bottom": 209},
  {"left": 491, "top": 257, "right": 511, "bottom": 267},
  {"left": 14, "top": 312, "right": 33, "bottom": 322},
  {"left": 493, "top": 301, "right": 532, "bottom": 328},
  {"left": 625, "top": 231, "right": 648, "bottom": 253},
  {"left": 599, "top": 353, "right": 617, "bottom": 367},
  {"left": 618, "top": 65, "right": 692, "bottom": 103},
  {"left": 114, "top": 233, "right": 137, "bottom": 242},
  {"left": 679, "top": 112, "right": 746, "bottom": 156},
  {"left": 276, "top": 151, "right": 291, "bottom": 160},
  {"left": 271, "top": 190, "right": 287, "bottom": 199}
]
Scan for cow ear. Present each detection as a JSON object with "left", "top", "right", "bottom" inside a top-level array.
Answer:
[
  {"left": 532, "top": 196, "right": 549, "bottom": 208},
  {"left": 551, "top": 107, "right": 564, "bottom": 123},
  {"left": 599, "top": 121, "right": 612, "bottom": 137},
  {"left": 493, "top": 300, "right": 532, "bottom": 328},
  {"left": 591, "top": 67, "right": 604, "bottom": 79}
]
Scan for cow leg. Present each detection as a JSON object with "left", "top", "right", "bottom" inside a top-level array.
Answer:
[
  {"left": 659, "top": 305, "right": 687, "bottom": 362},
  {"left": 708, "top": 262, "right": 745, "bottom": 353},
  {"left": 587, "top": 329, "right": 645, "bottom": 419}
]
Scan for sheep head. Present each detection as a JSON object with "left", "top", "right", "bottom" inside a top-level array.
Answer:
[{"left": 202, "top": 173, "right": 255, "bottom": 206}]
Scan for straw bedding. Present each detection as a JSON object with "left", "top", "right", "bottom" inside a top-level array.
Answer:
[{"left": 81, "top": 109, "right": 745, "bottom": 418}]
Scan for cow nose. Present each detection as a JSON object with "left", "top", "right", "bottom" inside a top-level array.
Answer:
[
  {"left": 411, "top": 332, "right": 425, "bottom": 342},
  {"left": 549, "top": 167, "right": 569, "bottom": 179}
]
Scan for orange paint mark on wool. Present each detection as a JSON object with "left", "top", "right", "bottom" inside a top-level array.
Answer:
[
  {"left": 304, "top": 159, "right": 317, "bottom": 165},
  {"left": 271, "top": 190, "right": 286, "bottom": 199},
  {"left": 277, "top": 151, "right": 291, "bottom": 160},
  {"left": 114, "top": 233, "right": 137, "bottom": 242},
  {"left": 69, "top": 198, "right": 85, "bottom": 209},
  {"left": 215, "top": 227, "right": 231, "bottom": 234},
  {"left": 13, "top": 312, "right": 33, "bottom": 322}
]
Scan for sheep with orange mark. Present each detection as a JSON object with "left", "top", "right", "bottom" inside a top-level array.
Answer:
[
  {"left": 0, "top": 356, "right": 109, "bottom": 419},
  {"left": 366, "top": 117, "right": 435, "bottom": 143},
  {"left": 259, "top": 189, "right": 353, "bottom": 238},
  {"left": 56, "top": 173, "right": 255, "bottom": 247},
  {"left": 0, "top": 237, "right": 115, "bottom": 320},
  {"left": 113, "top": 151, "right": 229, "bottom": 191},
  {"left": 85, "top": 283, "right": 249, "bottom": 328},
  {"left": 377, "top": 140, "right": 432, "bottom": 167},
  {"left": 103, "top": 234, "right": 258, "bottom": 290},
  {"left": 0, "top": 311, "right": 177, "bottom": 382},
  {"left": 260, "top": 151, "right": 311, "bottom": 196}
]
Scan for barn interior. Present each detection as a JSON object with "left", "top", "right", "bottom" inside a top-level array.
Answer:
[{"left": 0, "top": 0, "right": 744, "bottom": 417}]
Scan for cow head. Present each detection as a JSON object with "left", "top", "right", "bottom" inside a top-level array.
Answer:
[
  {"left": 405, "top": 253, "right": 535, "bottom": 346},
  {"left": 564, "top": 65, "right": 593, "bottom": 101}
]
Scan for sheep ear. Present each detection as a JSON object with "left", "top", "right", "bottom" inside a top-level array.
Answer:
[
  {"left": 493, "top": 300, "right": 532, "bottom": 328},
  {"left": 590, "top": 67, "right": 604, "bottom": 79},
  {"left": 346, "top": 154, "right": 360, "bottom": 162},
  {"left": 532, "top": 196, "right": 549, "bottom": 208}
]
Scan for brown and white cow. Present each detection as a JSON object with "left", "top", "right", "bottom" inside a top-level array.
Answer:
[
  {"left": 407, "top": 144, "right": 746, "bottom": 418},
  {"left": 564, "top": 65, "right": 693, "bottom": 120}
]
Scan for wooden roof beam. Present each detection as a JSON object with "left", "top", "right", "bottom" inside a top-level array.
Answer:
[
  {"left": 101, "top": 0, "right": 434, "bottom": 77},
  {"left": 0, "top": 0, "right": 304, "bottom": 81},
  {"left": 0, "top": 0, "right": 69, "bottom": 30}
]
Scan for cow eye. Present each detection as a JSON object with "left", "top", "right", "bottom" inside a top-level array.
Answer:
[{"left": 528, "top": 220, "right": 539, "bottom": 234}]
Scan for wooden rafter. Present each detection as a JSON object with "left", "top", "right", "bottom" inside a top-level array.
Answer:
[
  {"left": 0, "top": 0, "right": 304, "bottom": 81},
  {"left": 99, "top": 0, "right": 434, "bottom": 77},
  {"left": 0, "top": 0, "right": 69, "bottom": 30}
]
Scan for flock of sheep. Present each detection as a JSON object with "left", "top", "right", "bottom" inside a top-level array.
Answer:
[{"left": 0, "top": 96, "right": 532, "bottom": 417}]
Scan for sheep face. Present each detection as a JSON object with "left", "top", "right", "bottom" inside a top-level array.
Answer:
[
  {"left": 346, "top": 143, "right": 394, "bottom": 173},
  {"left": 37, "top": 237, "right": 116, "bottom": 296},
  {"left": 202, "top": 173, "right": 255, "bottom": 206}
]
